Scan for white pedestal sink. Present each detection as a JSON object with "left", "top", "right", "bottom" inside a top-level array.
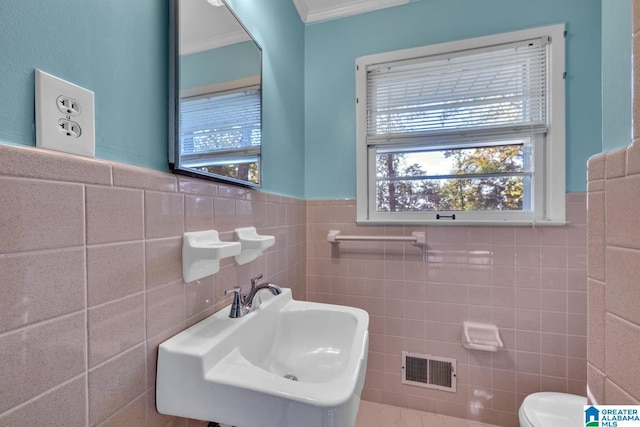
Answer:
[{"left": 156, "top": 288, "right": 369, "bottom": 427}]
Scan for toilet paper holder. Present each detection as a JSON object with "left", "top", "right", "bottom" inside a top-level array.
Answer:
[{"left": 462, "top": 321, "right": 504, "bottom": 352}]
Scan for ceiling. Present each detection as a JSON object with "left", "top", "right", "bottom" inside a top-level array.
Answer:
[
  {"left": 179, "top": 0, "right": 250, "bottom": 55},
  {"left": 180, "top": 0, "right": 409, "bottom": 55}
]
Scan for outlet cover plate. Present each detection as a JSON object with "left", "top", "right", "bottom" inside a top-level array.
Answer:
[{"left": 35, "top": 69, "right": 95, "bottom": 157}]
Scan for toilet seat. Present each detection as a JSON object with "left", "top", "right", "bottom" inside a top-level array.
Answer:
[{"left": 519, "top": 392, "right": 587, "bottom": 427}]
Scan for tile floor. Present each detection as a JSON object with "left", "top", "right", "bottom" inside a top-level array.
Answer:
[{"left": 355, "top": 401, "right": 501, "bottom": 427}]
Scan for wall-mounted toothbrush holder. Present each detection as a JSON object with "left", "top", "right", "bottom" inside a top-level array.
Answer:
[
  {"left": 234, "top": 227, "right": 275, "bottom": 265},
  {"left": 462, "top": 321, "right": 504, "bottom": 352},
  {"left": 182, "top": 230, "right": 241, "bottom": 282}
]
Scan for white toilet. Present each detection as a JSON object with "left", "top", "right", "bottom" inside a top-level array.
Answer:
[{"left": 519, "top": 392, "right": 587, "bottom": 427}]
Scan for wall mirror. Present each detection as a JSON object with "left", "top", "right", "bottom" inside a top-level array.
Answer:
[{"left": 169, "top": 0, "right": 262, "bottom": 187}]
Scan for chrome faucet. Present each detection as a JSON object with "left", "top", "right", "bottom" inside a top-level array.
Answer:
[{"left": 224, "top": 274, "right": 282, "bottom": 318}]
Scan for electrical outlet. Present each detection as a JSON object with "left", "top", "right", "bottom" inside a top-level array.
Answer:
[
  {"left": 35, "top": 69, "right": 95, "bottom": 157},
  {"left": 56, "top": 95, "right": 81, "bottom": 116},
  {"left": 57, "top": 118, "right": 82, "bottom": 138}
]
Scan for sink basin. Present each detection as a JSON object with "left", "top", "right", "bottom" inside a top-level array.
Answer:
[{"left": 156, "top": 288, "right": 369, "bottom": 427}]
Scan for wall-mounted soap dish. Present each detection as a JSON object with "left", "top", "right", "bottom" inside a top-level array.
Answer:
[
  {"left": 462, "top": 321, "right": 504, "bottom": 352},
  {"left": 234, "top": 227, "right": 275, "bottom": 266},
  {"left": 182, "top": 230, "right": 241, "bottom": 282}
]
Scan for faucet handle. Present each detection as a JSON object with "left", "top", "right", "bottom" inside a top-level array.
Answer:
[
  {"left": 224, "top": 286, "right": 242, "bottom": 296},
  {"left": 250, "top": 274, "right": 263, "bottom": 288}
]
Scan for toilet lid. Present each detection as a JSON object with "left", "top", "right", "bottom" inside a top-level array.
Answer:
[{"left": 521, "top": 392, "right": 587, "bottom": 427}]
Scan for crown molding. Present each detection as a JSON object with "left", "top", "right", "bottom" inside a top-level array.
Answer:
[
  {"left": 293, "top": 0, "right": 409, "bottom": 23},
  {"left": 292, "top": 0, "right": 310, "bottom": 23}
]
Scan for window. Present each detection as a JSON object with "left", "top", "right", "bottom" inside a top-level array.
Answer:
[
  {"left": 355, "top": 25, "right": 565, "bottom": 225},
  {"left": 179, "top": 82, "right": 261, "bottom": 185}
]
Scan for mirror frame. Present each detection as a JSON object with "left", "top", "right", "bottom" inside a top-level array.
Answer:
[{"left": 168, "top": 0, "right": 263, "bottom": 188}]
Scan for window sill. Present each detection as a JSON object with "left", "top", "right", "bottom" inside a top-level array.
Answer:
[{"left": 355, "top": 219, "right": 567, "bottom": 227}]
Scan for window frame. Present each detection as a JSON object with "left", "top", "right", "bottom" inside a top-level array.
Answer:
[{"left": 355, "top": 24, "right": 566, "bottom": 226}]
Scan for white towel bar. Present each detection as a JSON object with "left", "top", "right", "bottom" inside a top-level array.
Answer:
[{"left": 327, "top": 230, "right": 426, "bottom": 246}]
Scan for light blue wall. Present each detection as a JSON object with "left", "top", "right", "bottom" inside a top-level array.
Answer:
[
  {"left": 226, "top": 0, "right": 306, "bottom": 198},
  {"left": 602, "top": 0, "right": 632, "bottom": 151},
  {"left": 0, "top": 0, "right": 169, "bottom": 170},
  {"left": 180, "top": 41, "right": 261, "bottom": 90},
  {"left": 0, "top": 1, "right": 607, "bottom": 199},
  {"left": 304, "top": 0, "right": 603, "bottom": 198},
  {"left": 0, "top": 0, "right": 305, "bottom": 198}
]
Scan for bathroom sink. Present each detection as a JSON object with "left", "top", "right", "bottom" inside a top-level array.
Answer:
[{"left": 156, "top": 288, "right": 369, "bottom": 427}]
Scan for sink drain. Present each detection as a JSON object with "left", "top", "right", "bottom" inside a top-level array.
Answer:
[{"left": 284, "top": 374, "right": 298, "bottom": 381}]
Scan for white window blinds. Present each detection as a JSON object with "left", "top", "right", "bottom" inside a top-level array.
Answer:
[
  {"left": 366, "top": 38, "right": 548, "bottom": 142},
  {"left": 180, "top": 88, "right": 261, "bottom": 158}
]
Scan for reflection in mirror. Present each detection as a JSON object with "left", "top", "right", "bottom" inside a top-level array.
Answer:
[{"left": 169, "top": 0, "right": 262, "bottom": 186}]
